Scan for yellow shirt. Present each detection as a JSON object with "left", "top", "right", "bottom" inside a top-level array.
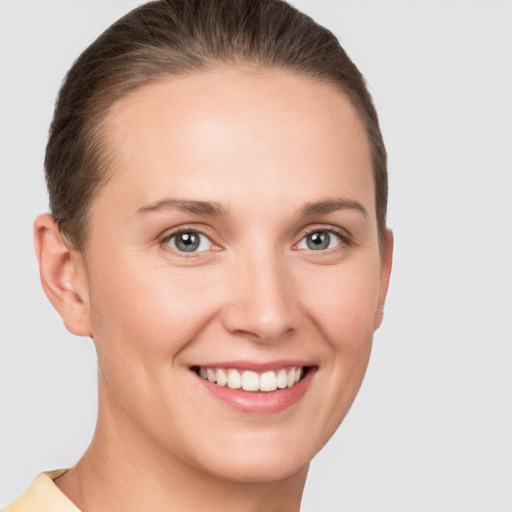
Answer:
[{"left": 4, "top": 470, "right": 80, "bottom": 512}]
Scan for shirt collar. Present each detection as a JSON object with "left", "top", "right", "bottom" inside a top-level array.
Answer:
[{"left": 5, "top": 470, "right": 81, "bottom": 512}]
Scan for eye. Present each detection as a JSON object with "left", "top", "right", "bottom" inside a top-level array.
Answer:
[
  {"left": 297, "top": 230, "right": 343, "bottom": 251},
  {"left": 165, "top": 231, "right": 212, "bottom": 253}
]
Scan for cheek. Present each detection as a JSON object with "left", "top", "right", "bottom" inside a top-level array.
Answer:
[
  {"left": 86, "top": 257, "right": 230, "bottom": 448},
  {"left": 87, "top": 257, "right": 226, "bottom": 364},
  {"left": 301, "top": 256, "right": 382, "bottom": 351},
  {"left": 285, "top": 258, "right": 381, "bottom": 453}
]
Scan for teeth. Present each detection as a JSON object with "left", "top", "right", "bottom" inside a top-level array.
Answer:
[
  {"left": 286, "top": 369, "right": 295, "bottom": 387},
  {"left": 242, "top": 371, "right": 259, "bottom": 391},
  {"left": 260, "top": 371, "right": 277, "bottom": 392},
  {"left": 227, "top": 369, "right": 242, "bottom": 389},
  {"left": 216, "top": 368, "right": 227, "bottom": 387},
  {"left": 276, "top": 369, "right": 288, "bottom": 389},
  {"left": 198, "top": 366, "right": 305, "bottom": 392}
]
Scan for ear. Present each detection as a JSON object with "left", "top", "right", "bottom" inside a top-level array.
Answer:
[
  {"left": 374, "top": 229, "right": 394, "bottom": 330},
  {"left": 34, "top": 214, "right": 92, "bottom": 337}
]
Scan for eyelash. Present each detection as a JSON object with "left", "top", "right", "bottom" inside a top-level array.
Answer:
[
  {"left": 160, "top": 227, "right": 218, "bottom": 256},
  {"left": 295, "top": 226, "right": 352, "bottom": 253},
  {"left": 159, "top": 225, "right": 352, "bottom": 256}
]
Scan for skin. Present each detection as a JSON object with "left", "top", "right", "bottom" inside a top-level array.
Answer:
[{"left": 34, "top": 67, "right": 392, "bottom": 512}]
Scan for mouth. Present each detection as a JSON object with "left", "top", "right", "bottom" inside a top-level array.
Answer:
[
  {"left": 193, "top": 365, "right": 310, "bottom": 392},
  {"left": 190, "top": 361, "right": 316, "bottom": 413}
]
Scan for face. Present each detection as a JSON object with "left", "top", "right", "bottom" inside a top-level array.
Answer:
[{"left": 76, "top": 68, "right": 391, "bottom": 482}]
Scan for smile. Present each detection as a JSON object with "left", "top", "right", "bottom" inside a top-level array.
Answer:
[{"left": 195, "top": 366, "right": 305, "bottom": 392}]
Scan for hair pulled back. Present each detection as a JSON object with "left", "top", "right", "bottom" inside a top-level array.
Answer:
[{"left": 46, "top": 0, "right": 387, "bottom": 251}]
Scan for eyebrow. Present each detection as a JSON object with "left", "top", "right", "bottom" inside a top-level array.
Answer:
[
  {"left": 136, "top": 197, "right": 368, "bottom": 219},
  {"left": 298, "top": 198, "right": 369, "bottom": 219},
  {"left": 136, "top": 199, "right": 228, "bottom": 217}
]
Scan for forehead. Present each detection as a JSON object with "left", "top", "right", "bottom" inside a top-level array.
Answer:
[{"left": 98, "top": 67, "right": 375, "bottom": 216}]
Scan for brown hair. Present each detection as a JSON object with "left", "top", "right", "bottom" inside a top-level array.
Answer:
[{"left": 45, "top": 0, "right": 387, "bottom": 251}]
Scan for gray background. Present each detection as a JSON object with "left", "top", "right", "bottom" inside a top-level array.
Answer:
[{"left": 1, "top": 1, "right": 511, "bottom": 510}]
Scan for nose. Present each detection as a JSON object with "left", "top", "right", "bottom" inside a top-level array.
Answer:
[{"left": 221, "top": 250, "right": 300, "bottom": 344}]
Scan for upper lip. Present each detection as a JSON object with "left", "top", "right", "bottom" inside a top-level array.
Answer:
[{"left": 190, "top": 360, "right": 315, "bottom": 372}]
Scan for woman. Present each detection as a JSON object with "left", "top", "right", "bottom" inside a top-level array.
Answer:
[{"left": 5, "top": 0, "right": 392, "bottom": 510}]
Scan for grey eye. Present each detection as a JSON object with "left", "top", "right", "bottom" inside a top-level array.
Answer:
[
  {"left": 298, "top": 230, "right": 341, "bottom": 251},
  {"left": 167, "top": 232, "right": 211, "bottom": 253}
]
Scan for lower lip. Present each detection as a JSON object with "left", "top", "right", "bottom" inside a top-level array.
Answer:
[{"left": 195, "top": 369, "right": 315, "bottom": 414}]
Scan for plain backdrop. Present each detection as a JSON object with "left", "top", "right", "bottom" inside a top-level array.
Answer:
[{"left": 1, "top": 1, "right": 511, "bottom": 510}]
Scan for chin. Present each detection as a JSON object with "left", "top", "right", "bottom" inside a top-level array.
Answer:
[
  {"left": 201, "top": 449, "right": 311, "bottom": 484},
  {"left": 177, "top": 424, "right": 322, "bottom": 484}
]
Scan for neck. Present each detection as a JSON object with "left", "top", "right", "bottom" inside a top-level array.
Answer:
[{"left": 56, "top": 375, "right": 308, "bottom": 512}]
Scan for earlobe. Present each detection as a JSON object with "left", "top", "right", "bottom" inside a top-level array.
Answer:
[
  {"left": 374, "top": 229, "right": 394, "bottom": 330},
  {"left": 374, "top": 306, "right": 385, "bottom": 330},
  {"left": 34, "top": 214, "right": 92, "bottom": 337}
]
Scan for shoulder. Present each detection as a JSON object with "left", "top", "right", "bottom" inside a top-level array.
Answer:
[{"left": 3, "top": 470, "right": 80, "bottom": 512}]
